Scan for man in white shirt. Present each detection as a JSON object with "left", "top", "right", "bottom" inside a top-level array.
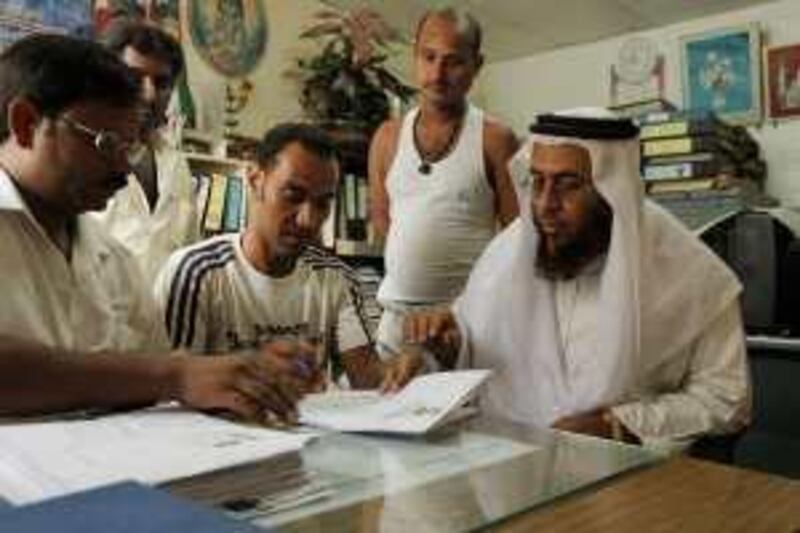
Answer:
[
  {"left": 155, "top": 123, "right": 419, "bottom": 390},
  {"left": 0, "top": 34, "right": 310, "bottom": 421},
  {"left": 96, "top": 21, "right": 198, "bottom": 280},
  {"left": 407, "top": 110, "right": 751, "bottom": 449},
  {"left": 368, "top": 7, "right": 519, "bottom": 357}
]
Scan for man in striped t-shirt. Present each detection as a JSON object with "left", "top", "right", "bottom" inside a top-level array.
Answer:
[{"left": 154, "top": 124, "right": 421, "bottom": 390}]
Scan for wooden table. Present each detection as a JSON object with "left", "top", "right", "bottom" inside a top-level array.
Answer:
[{"left": 500, "top": 457, "right": 800, "bottom": 532}]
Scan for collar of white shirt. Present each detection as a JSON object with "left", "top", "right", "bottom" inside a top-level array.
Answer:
[{"left": 0, "top": 168, "right": 30, "bottom": 213}]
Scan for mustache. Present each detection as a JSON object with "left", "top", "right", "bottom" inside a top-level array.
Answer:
[
  {"left": 141, "top": 106, "right": 166, "bottom": 132},
  {"left": 424, "top": 81, "right": 450, "bottom": 90},
  {"left": 284, "top": 231, "right": 319, "bottom": 246}
]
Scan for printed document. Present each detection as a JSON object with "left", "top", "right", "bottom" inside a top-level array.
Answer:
[
  {"left": 299, "top": 369, "right": 492, "bottom": 434},
  {"left": 0, "top": 405, "right": 312, "bottom": 505}
]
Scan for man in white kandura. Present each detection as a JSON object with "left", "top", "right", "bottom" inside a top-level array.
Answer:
[
  {"left": 407, "top": 109, "right": 751, "bottom": 450},
  {"left": 0, "top": 35, "right": 309, "bottom": 422},
  {"left": 96, "top": 21, "right": 198, "bottom": 280}
]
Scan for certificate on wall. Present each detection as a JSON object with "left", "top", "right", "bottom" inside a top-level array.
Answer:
[{"left": 610, "top": 37, "right": 665, "bottom": 108}]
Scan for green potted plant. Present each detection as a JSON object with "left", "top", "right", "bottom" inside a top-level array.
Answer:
[{"left": 287, "top": 8, "right": 416, "bottom": 138}]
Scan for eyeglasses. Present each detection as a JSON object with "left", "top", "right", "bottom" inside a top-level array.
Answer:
[{"left": 60, "top": 116, "right": 146, "bottom": 166}]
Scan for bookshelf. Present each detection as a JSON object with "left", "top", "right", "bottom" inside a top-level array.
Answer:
[
  {"left": 324, "top": 127, "right": 382, "bottom": 263},
  {"left": 325, "top": 126, "right": 384, "bottom": 334},
  {"left": 185, "top": 153, "right": 250, "bottom": 238}
]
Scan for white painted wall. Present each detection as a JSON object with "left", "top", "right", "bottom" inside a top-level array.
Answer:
[{"left": 478, "top": 0, "right": 800, "bottom": 206}]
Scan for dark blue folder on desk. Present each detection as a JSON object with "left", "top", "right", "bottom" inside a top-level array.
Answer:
[{"left": 0, "top": 481, "right": 264, "bottom": 532}]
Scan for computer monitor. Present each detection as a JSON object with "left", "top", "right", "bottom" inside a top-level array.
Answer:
[{"left": 700, "top": 211, "right": 798, "bottom": 335}]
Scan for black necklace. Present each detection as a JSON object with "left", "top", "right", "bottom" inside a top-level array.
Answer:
[{"left": 413, "top": 111, "right": 464, "bottom": 175}]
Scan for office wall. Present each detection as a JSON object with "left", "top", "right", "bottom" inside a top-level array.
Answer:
[
  {"left": 181, "top": 0, "right": 325, "bottom": 138},
  {"left": 181, "top": 0, "right": 412, "bottom": 141},
  {"left": 477, "top": 0, "right": 800, "bottom": 206}
]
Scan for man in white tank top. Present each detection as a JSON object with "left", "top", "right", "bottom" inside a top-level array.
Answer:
[{"left": 369, "top": 7, "right": 519, "bottom": 358}]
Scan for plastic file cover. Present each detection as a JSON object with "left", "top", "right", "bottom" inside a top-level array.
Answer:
[{"left": 0, "top": 481, "right": 263, "bottom": 532}]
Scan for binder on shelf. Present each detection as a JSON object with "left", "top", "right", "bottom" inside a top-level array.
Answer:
[
  {"left": 344, "top": 173, "right": 358, "bottom": 221},
  {"left": 357, "top": 178, "right": 369, "bottom": 221},
  {"left": 193, "top": 174, "right": 212, "bottom": 232},
  {"left": 643, "top": 160, "right": 721, "bottom": 182},
  {"left": 643, "top": 151, "right": 721, "bottom": 166},
  {"left": 238, "top": 176, "right": 249, "bottom": 230},
  {"left": 222, "top": 175, "right": 243, "bottom": 233},
  {"left": 647, "top": 177, "right": 718, "bottom": 194},
  {"left": 637, "top": 109, "right": 715, "bottom": 125},
  {"left": 642, "top": 136, "right": 720, "bottom": 158},
  {"left": 203, "top": 173, "right": 228, "bottom": 234},
  {"left": 640, "top": 116, "right": 728, "bottom": 140},
  {"left": 342, "top": 174, "right": 366, "bottom": 241}
]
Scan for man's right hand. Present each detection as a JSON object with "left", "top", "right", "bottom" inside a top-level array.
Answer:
[
  {"left": 171, "top": 341, "right": 318, "bottom": 424},
  {"left": 403, "top": 309, "right": 461, "bottom": 369}
]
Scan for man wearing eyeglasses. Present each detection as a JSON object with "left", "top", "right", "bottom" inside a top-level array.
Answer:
[
  {"left": 0, "top": 34, "right": 311, "bottom": 422},
  {"left": 405, "top": 110, "right": 750, "bottom": 451},
  {"left": 95, "top": 20, "right": 199, "bottom": 280}
]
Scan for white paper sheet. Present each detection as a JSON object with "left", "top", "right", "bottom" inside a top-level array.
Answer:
[
  {"left": 299, "top": 369, "right": 492, "bottom": 434},
  {"left": 0, "top": 405, "right": 312, "bottom": 505}
]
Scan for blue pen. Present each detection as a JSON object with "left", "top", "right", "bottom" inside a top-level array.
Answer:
[{"left": 292, "top": 356, "right": 316, "bottom": 379}]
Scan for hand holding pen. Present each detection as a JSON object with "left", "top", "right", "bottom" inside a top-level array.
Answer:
[{"left": 263, "top": 338, "right": 324, "bottom": 393}]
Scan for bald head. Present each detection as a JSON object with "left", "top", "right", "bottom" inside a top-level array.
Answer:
[{"left": 415, "top": 7, "right": 482, "bottom": 58}]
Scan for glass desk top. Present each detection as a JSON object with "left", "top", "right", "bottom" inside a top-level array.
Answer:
[{"left": 167, "top": 417, "right": 663, "bottom": 532}]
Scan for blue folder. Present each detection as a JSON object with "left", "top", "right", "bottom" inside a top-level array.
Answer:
[{"left": 0, "top": 481, "right": 265, "bottom": 532}]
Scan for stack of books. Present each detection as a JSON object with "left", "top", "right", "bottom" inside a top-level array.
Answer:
[
  {"left": 192, "top": 172, "right": 249, "bottom": 236},
  {"left": 636, "top": 110, "right": 770, "bottom": 230},
  {"left": 639, "top": 110, "right": 764, "bottom": 195}
]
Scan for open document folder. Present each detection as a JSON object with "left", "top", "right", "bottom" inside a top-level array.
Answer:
[
  {"left": 299, "top": 369, "right": 492, "bottom": 434},
  {"left": 0, "top": 405, "right": 313, "bottom": 506}
]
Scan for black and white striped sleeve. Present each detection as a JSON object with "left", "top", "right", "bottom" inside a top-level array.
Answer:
[{"left": 154, "top": 240, "right": 235, "bottom": 351}]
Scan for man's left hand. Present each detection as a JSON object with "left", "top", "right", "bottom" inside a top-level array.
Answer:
[{"left": 551, "top": 409, "right": 614, "bottom": 439}]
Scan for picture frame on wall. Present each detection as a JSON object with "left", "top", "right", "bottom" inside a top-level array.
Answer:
[
  {"left": 93, "top": 0, "right": 180, "bottom": 40},
  {"left": 765, "top": 44, "right": 800, "bottom": 120},
  {"left": 680, "top": 23, "right": 762, "bottom": 125}
]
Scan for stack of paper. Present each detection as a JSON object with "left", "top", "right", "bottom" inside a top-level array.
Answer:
[
  {"left": 0, "top": 405, "right": 312, "bottom": 505},
  {"left": 299, "top": 369, "right": 492, "bottom": 434}
]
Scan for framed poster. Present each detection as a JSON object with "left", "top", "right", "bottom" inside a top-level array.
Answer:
[
  {"left": 765, "top": 43, "right": 800, "bottom": 120},
  {"left": 680, "top": 23, "right": 762, "bottom": 124},
  {"left": 93, "top": 0, "right": 179, "bottom": 40},
  {"left": 187, "top": 0, "right": 267, "bottom": 78},
  {"left": 0, "top": 0, "right": 93, "bottom": 49}
]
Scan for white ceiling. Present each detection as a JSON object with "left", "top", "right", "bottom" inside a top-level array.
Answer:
[{"left": 323, "top": 0, "right": 777, "bottom": 62}]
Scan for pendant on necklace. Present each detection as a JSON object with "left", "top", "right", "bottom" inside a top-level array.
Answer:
[{"left": 418, "top": 161, "right": 432, "bottom": 175}]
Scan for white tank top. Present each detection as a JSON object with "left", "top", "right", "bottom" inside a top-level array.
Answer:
[{"left": 378, "top": 104, "right": 496, "bottom": 304}]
